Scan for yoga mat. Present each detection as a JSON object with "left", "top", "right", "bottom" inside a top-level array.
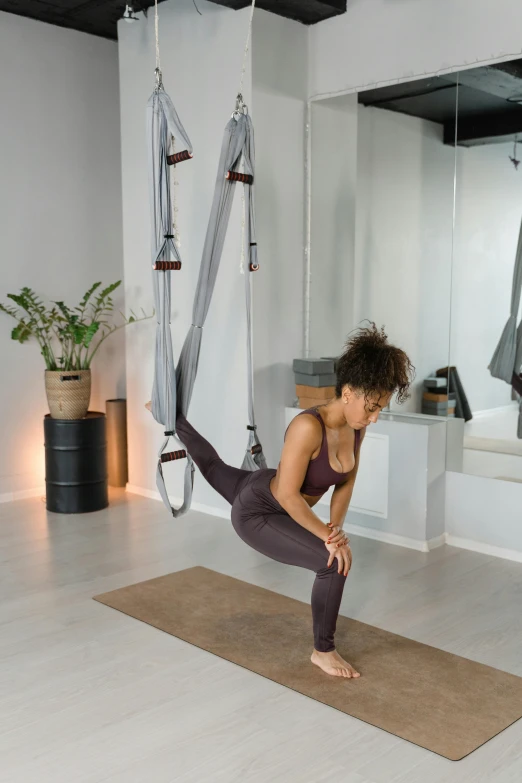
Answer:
[{"left": 93, "top": 566, "right": 522, "bottom": 760}]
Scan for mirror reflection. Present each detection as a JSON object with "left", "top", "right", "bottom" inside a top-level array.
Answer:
[
  {"left": 308, "top": 61, "right": 522, "bottom": 483},
  {"left": 308, "top": 74, "right": 458, "bottom": 416},
  {"left": 449, "top": 60, "right": 522, "bottom": 481}
]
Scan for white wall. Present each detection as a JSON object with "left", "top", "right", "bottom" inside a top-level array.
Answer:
[
  {"left": 309, "top": 95, "right": 358, "bottom": 359},
  {"left": 252, "top": 11, "right": 308, "bottom": 465},
  {"left": 450, "top": 142, "right": 522, "bottom": 413},
  {"left": 0, "top": 12, "right": 124, "bottom": 500},
  {"left": 309, "top": 0, "right": 522, "bottom": 100},
  {"left": 120, "top": 1, "right": 307, "bottom": 510}
]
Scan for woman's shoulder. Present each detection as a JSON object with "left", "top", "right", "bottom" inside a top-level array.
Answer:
[{"left": 286, "top": 410, "right": 323, "bottom": 443}]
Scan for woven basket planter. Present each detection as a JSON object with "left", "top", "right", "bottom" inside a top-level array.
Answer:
[{"left": 45, "top": 370, "right": 91, "bottom": 420}]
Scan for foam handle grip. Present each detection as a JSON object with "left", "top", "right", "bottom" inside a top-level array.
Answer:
[
  {"left": 226, "top": 170, "right": 254, "bottom": 184},
  {"left": 153, "top": 261, "right": 181, "bottom": 271},
  {"left": 167, "top": 150, "right": 193, "bottom": 165},
  {"left": 160, "top": 450, "right": 187, "bottom": 463}
]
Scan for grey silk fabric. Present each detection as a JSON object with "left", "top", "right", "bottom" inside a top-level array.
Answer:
[
  {"left": 148, "top": 95, "right": 266, "bottom": 516},
  {"left": 177, "top": 113, "right": 266, "bottom": 478},
  {"left": 147, "top": 88, "right": 195, "bottom": 516},
  {"left": 176, "top": 111, "right": 267, "bottom": 479},
  {"left": 489, "top": 215, "right": 522, "bottom": 437}
]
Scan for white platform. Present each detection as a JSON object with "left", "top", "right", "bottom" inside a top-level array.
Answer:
[
  {"left": 462, "top": 404, "right": 522, "bottom": 481},
  {"left": 464, "top": 403, "right": 522, "bottom": 452}
]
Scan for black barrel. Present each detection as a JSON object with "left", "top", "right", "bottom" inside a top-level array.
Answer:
[{"left": 44, "top": 412, "right": 108, "bottom": 514}]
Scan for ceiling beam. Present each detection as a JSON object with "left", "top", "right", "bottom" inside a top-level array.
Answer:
[
  {"left": 206, "top": 0, "right": 346, "bottom": 25},
  {"left": 444, "top": 110, "right": 522, "bottom": 147},
  {"left": 444, "top": 61, "right": 522, "bottom": 102}
]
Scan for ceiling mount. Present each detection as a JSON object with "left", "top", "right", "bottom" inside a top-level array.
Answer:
[{"left": 0, "top": 0, "right": 157, "bottom": 40}]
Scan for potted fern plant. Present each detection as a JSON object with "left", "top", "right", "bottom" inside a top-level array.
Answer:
[{"left": 0, "top": 281, "right": 151, "bottom": 419}]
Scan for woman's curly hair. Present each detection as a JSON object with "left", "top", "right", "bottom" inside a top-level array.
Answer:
[{"left": 335, "top": 323, "right": 415, "bottom": 404}]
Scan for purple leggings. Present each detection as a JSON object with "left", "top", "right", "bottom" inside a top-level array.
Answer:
[{"left": 176, "top": 416, "right": 347, "bottom": 652}]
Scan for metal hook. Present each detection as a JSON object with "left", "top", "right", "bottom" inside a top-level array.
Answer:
[{"left": 232, "top": 93, "right": 248, "bottom": 120}]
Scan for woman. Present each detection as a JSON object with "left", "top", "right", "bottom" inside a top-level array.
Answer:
[{"left": 154, "top": 324, "right": 413, "bottom": 678}]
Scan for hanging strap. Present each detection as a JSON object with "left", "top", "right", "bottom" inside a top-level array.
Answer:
[
  {"left": 240, "top": 125, "right": 266, "bottom": 469},
  {"left": 147, "top": 1, "right": 195, "bottom": 516},
  {"left": 236, "top": 0, "right": 265, "bottom": 468},
  {"left": 174, "top": 111, "right": 267, "bottom": 504}
]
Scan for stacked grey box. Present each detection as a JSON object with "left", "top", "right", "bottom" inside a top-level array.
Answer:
[
  {"left": 422, "top": 377, "right": 456, "bottom": 417},
  {"left": 293, "top": 358, "right": 336, "bottom": 388}
]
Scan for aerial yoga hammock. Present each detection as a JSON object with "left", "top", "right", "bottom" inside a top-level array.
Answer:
[{"left": 147, "top": 0, "right": 266, "bottom": 517}]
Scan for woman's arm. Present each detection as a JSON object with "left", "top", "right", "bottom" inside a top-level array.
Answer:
[
  {"left": 273, "top": 416, "right": 331, "bottom": 542},
  {"left": 329, "top": 428, "right": 366, "bottom": 529}
]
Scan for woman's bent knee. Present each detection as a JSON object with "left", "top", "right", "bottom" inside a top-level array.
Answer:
[{"left": 317, "top": 562, "right": 348, "bottom": 580}]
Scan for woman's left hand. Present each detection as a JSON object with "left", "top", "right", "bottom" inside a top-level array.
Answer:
[
  {"left": 326, "top": 523, "right": 348, "bottom": 546},
  {"left": 325, "top": 540, "right": 352, "bottom": 574}
]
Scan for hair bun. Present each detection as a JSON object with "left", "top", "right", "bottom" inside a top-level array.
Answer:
[{"left": 335, "top": 322, "right": 415, "bottom": 404}]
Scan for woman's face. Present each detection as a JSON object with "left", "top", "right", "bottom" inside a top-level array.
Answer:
[{"left": 341, "top": 386, "right": 392, "bottom": 429}]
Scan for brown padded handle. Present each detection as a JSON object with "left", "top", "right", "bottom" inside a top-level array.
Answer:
[
  {"left": 167, "top": 150, "right": 193, "bottom": 165},
  {"left": 153, "top": 261, "right": 181, "bottom": 271},
  {"left": 161, "top": 450, "right": 187, "bottom": 463},
  {"left": 226, "top": 170, "right": 253, "bottom": 185}
]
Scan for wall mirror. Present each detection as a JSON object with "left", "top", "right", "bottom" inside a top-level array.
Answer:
[
  {"left": 447, "top": 60, "right": 522, "bottom": 482},
  {"left": 308, "top": 61, "right": 522, "bottom": 486}
]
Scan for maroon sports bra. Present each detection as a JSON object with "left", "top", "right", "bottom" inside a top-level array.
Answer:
[{"left": 295, "top": 408, "right": 361, "bottom": 497}]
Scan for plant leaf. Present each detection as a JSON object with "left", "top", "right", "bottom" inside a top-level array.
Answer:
[
  {"left": 80, "top": 282, "right": 102, "bottom": 308},
  {"left": 82, "top": 322, "right": 100, "bottom": 348},
  {"left": 0, "top": 302, "right": 19, "bottom": 318},
  {"left": 11, "top": 322, "right": 32, "bottom": 343}
]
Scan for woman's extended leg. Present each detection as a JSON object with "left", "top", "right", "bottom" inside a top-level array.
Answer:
[{"left": 176, "top": 415, "right": 252, "bottom": 505}]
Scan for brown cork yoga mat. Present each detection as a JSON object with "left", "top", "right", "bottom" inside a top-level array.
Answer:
[{"left": 93, "top": 566, "right": 522, "bottom": 760}]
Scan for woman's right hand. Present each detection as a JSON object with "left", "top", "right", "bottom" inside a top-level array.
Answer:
[{"left": 325, "top": 540, "right": 352, "bottom": 576}]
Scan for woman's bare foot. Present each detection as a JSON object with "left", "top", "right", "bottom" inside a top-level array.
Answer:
[
  {"left": 145, "top": 401, "right": 152, "bottom": 412},
  {"left": 311, "top": 649, "right": 360, "bottom": 678}
]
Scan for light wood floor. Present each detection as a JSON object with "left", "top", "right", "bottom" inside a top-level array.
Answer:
[{"left": 2, "top": 489, "right": 522, "bottom": 782}]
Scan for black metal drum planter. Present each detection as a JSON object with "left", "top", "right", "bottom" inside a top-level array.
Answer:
[{"left": 44, "top": 412, "right": 108, "bottom": 514}]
